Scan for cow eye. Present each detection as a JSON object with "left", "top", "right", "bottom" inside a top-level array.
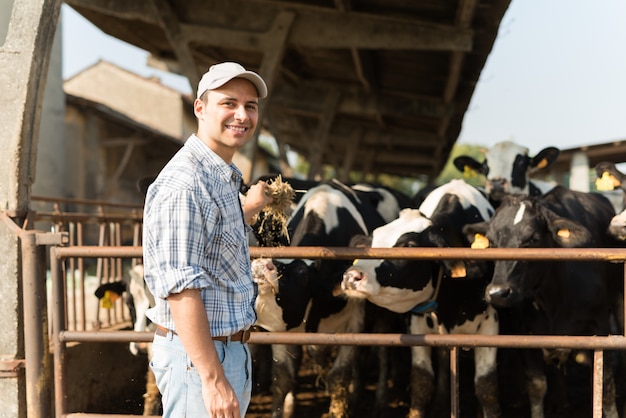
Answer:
[{"left": 524, "top": 234, "right": 541, "bottom": 247}]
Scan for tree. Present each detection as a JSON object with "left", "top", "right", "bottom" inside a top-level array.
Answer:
[{"left": 435, "top": 143, "right": 487, "bottom": 187}]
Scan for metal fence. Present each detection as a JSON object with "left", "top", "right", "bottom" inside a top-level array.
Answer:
[
  {"left": 4, "top": 200, "right": 626, "bottom": 418},
  {"left": 49, "top": 245, "right": 626, "bottom": 418}
]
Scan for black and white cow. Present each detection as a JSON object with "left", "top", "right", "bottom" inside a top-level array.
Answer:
[
  {"left": 251, "top": 257, "right": 317, "bottom": 416},
  {"left": 595, "top": 161, "right": 626, "bottom": 239},
  {"left": 342, "top": 179, "right": 500, "bottom": 418},
  {"left": 453, "top": 141, "right": 560, "bottom": 204},
  {"left": 251, "top": 179, "right": 403, "bottom": 418},
  {"left": 463, "top": 186, "right": 619, "bottom": 418},
  {"left": 94, "top": 264, "right": 161, "bottom": 416}
]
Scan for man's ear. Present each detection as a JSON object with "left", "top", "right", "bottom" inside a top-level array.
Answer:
[{"left": 193, "top": 97, "right": 206, "bottom": 118}]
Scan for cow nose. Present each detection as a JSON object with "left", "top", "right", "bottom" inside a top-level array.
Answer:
[
  {"left": 488, "top": 178, "right": 508, "bottom": 201},
  {"left": 342, "top": 268, "right": 364, "bottom": 289},
  {"left": 485, "top": 283, "right": 514, "bottom": 307},
  {"left": 489, "top": 178, "right": 507, "bottom": 190}
]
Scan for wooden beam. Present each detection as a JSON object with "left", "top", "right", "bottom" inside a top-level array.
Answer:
[
  {"left": 258, "top": 11, "right": 295, "bottom": 98},
  {"left": 67, "top": 0, "right": 472, "bottom": 51},
  {"left": 182, "top": 19, "right": 472, "bottom": 52},
  {"left": 100, "top": 137, "right": 150, "bottom": 147},
  {"left": 436, "top": 0, "right": 479, "bottom": 164},
  {"left": 239, "top": 11, "right": 295, "bottom": 182},
  {"left": 150, "top": 0, "right": 200, "bottom": 88},
  {"left": 307, "top": 91, "right": 341, "bottom": 179},
  {"left": 339, "top": 129, "right": 361, "bottom": 182},
  {"left": 271, "top": 86, "right": 454, "bottom": 119}
]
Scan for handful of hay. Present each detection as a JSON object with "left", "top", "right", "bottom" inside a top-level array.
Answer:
[{"left": 254, "top": 175, "right": 296, "bottom": 245}]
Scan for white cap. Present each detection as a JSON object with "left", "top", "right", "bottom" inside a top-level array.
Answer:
[{"left": 196, "top": 62, "right": 268, "bottom": 99}]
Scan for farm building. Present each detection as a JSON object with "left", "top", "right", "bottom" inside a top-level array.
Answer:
[{"left": 2, "top": 1, "right": 625, "bottom": 417}]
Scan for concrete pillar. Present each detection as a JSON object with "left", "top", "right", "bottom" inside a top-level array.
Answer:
[
  {"left": 33, "top": 14, "right": 65, "bottom": 199},
  {"left": 569, "top": 151, "right": 590, "bottom": 192},
  {"left": 0, "top": 0, "right": 62, "bottom": 417}
]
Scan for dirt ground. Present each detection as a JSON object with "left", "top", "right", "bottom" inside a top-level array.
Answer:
[{"left": 246, "top": 344, "right": 626, "bottom": 418}]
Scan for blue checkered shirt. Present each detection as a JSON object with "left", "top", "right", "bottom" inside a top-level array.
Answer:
[{"left": 142, "top": 134, "right": 256, "bottom": 336}]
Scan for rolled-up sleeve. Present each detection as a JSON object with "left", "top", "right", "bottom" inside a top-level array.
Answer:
[{"left": 144, "top": 188, "right": 215, "bottom": 299}]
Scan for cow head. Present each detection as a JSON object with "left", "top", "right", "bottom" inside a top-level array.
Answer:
[
  {"left": 94, "top": 264, "right": 154, "bottom": 355},
  {"left": 453, "top": 141, "right": 560, "bottom": 202},
  {"left": 342, "top": 210, "right": 439, "bottom": 313},
  {"left": 252, "top": 258, "right": 316, "bottom": 331},
  {"left": 464, "top": 194, "right": 593, "bottom": 308},
  {"left": 595, "top": 161, "right": 626, "bottom": 240},
  {"left": 594, "top": 161, "right": 626, "bottom": 194}
]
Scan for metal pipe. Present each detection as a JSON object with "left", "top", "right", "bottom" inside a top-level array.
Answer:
[
  {"left": 450, "top": 346, "right": 459, "bottom": 418},
  {"left": 51, "top": 248, "right": 67, "bottom": 418},
  {"left": 21, "top": 232, "right": 52, "bottom": 418},
  {"left": 52, "top": 245, "right": 626, "bottom": 262},
  {"left": 592, "top": 349, "right": 603, "bottom": 418},
  {"left": 32, "top": 195, "right": 143, "bottom": 210},
  {"left": 64, "top": 414, "right": 159, "bottom": 418},
  {"left": 58, "top": 330, "right": 626, "bottom": 349}
]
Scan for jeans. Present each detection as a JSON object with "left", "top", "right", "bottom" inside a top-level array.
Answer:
[{"left": 150, "top": 329, "right": 252, "bottom": 417}]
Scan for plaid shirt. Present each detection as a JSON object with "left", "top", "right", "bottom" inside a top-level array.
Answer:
[{"left": 142, "top": 134, "right": 256, "bottom": 336}]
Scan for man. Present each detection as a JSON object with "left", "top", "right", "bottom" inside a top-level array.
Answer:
[{"left": 143, "top": 62, "right": 273, "bottom": 417}]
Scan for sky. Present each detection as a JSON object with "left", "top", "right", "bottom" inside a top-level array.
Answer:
[{"left": 61, "top": 1, "right": 626, "bottom": 156}]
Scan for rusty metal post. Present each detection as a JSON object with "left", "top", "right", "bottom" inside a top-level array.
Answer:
[
  {"left": 21, "top": 231, "right": 52, "bottom": 418},
  {"left": 449, "top": 346, "right": 459, "bottom": 418},
  {"left": 50, "top": 247, "right": 67, "bottom": 418},
  {"left": 592, "top": 349, "right": 603, "bottom": 418}
]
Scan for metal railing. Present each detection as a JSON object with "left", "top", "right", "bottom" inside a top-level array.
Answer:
[
  {"left": 4, "top": 197, "right": 626, "bottom": 418},
  {"left": 48, "top": 244, "right": 626, "bottom": 418},
  {"left": 32, "top": 195, "right": 143, "bottom": 332}
]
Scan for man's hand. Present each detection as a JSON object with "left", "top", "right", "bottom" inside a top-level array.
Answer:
[
  {"left": 243, "top": 181, "right": 274, "bottom": 223},
  {"left": 168, "top": 289, "right": 241, "bottom": 417}
]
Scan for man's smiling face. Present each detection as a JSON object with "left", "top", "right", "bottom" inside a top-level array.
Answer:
[{"left": 195, "top": 77, "right": 259, "bottom": 162}]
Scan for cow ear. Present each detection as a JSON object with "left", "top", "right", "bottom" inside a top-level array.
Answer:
[
  {"left": 453, "top": 156, "right": 487, "bottom": 176},
  {"left": 349, "top": 234, "right": 372, "bottom": 248},
  {"left": 463, "top": 222, "right": 489, "bottom": 245},
  {"left": 530, "top": 147, "right": 560, "bottom": 171},
  {"left": 595, "top": 171, "right": 621, "bottom": 191},
  {"left": 470, "top": 233, "right": 490, "bottom": 249},
  {"left": 548, "top": 218, "right": 592, "bottom": 248},
  {"left": 447, "top": 261, "right": 467, "bottom": 278}
]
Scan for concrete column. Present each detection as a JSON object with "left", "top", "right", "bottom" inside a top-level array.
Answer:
[
  {"left": 33, "top": 14, "right": 66, "bottom": 199},
  {"left": 569, "top": 151, "right": 590, "bottom": 192},
  {"left": 0, "top": 0, "right": 62, "bottom": 417}
]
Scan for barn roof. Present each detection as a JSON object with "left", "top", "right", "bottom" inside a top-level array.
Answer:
[{"left": 65, "top": 0, "right": 511, "bottom": 181}]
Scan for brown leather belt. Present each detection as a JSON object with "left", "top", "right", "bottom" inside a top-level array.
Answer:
[{"left": 155, "top": 325, "right": 251, "bottom": 343}]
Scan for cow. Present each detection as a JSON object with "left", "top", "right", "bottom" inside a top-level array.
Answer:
[
  {"left": 453, "top": 141, "right": 560, "bottom": 205},
  {"left": 463, "top": 186, "right": 620, "bottom": 418},
  {"left": 251, "top": 179, "right": 404, "bottom": 418},
  {"left": 341, "top": 179, "right": 500, "bottom": 418},
  {"left": 94, "top": 264, "right": 161, "bottom": 416},
  {"left": 595, "top": 161, "right": 626, "bottom": 239},
  {"left": 252, "top": 255, "right": 408, "bottom": 418}
]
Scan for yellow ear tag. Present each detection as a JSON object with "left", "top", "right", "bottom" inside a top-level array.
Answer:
[
  {"left": 450, "top": 262, "right": 466, "bottom": 278},
  {"left": 100, "top": 290, "right": 119, "bottom": 309},
  {"left": 557, "top": 229, "right": 570, "bottom": 239},
  {"left": 595, "top": 172, "right": 620, "bottom": 191},
  {"left": 352, "top": 259, "right": 359, "bottom": 265},
  {"left": 471, "top": 233, "right": 489, "bottom": 249},
  {"left": 463, "top": 165, "right": 478, "bottom": 179},
  {"left": 536, "top": 158, "right": 548, "bottom": 170}
]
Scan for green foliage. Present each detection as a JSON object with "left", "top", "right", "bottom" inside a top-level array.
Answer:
[{"left": 435, "top": 143, "right": 488, "bottom": 187}]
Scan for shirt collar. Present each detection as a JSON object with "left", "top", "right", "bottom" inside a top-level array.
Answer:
[{"left": 186, "top": 134, "right": 243, "bottom": 186}]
